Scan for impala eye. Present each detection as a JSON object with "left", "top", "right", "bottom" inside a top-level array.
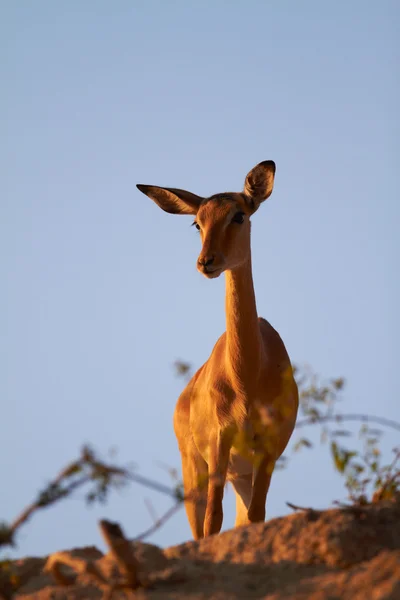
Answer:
[
  {"left": 232, "top": 212, "right": 245, "bottom": 224},
  {"left": 192, "top": 221, "right": 201, "bottom": 231}
]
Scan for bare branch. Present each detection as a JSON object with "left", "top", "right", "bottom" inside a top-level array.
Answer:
[
  {"left": 125, "top": 472, "right": 178, "bottom": 499},
  {"left": 134, "top": 503, "right": 183, "bottom": 542},
  {"left": 144, "top": 498, "right": 159, "bottom": 524},
  {"left": 5, "top": 474, "right": 91, "bottom": 547},
  {"left": 0, "top": 441, "right": 188, "bottom": 550},
  {"left": 296, "top": 414, "right": 400, "bottom": 433}
]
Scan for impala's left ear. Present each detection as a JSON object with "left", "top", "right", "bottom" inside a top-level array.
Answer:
[{"left": 243, "top": 160, "right": 276, "bottom": 213}]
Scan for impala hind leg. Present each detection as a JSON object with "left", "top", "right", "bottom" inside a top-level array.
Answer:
[
  {"left": 180, "top": 446, "right": 208, "bottom": 540},
  {"left": 248, "top": 455, "right": 275, "bottom": 522},
  {"left": 230, "top": 473, "right": 252, "bottom": 527}
]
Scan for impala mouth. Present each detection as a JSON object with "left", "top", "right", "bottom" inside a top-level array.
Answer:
[{"left": 201, "top": 267, "right": 223, "bottom": 279}]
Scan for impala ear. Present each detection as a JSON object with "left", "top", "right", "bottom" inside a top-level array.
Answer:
[
  {"left": 136, "top": 184, "right": 204, "bottom": 215},
  {"left": 243, "top": 160, "right": 276, "bottom": 213}
]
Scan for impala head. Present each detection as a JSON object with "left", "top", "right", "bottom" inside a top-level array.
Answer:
[{"left": 137, "top": 160, "right": 276, "bottom": 278}]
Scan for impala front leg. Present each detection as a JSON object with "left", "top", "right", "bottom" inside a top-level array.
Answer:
[{"left": 204, "top": 431, "right": 232, "bottom": 537}]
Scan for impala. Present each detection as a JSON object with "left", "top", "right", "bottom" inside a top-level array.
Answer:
[{"left": 137, "top": 161, "right": 298, "bottom": 539}]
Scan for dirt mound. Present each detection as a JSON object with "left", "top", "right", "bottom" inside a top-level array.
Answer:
[{"left": 4, "top": 499, "right": 400, "bottom": 599}]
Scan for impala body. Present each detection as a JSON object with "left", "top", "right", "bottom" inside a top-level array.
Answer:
[{"left": 137, "top": 161, "right": 298, "bottom": 539}]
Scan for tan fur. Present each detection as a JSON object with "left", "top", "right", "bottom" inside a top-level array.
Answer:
[{"left": 137, "top": 161, "right": 298, "bottom": 539}]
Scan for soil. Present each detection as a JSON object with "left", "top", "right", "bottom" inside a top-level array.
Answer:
[{"left": 3, "top": 499, "right": 400, "bottom": 599}]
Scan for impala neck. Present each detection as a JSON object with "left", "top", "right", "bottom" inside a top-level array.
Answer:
[{"left": 224, "top": 252, "right": 263, "bottom": 392}]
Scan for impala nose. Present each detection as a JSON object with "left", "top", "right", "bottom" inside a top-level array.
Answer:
[{"left": 198, "top": 255, "right": 215, "bottom": 269}]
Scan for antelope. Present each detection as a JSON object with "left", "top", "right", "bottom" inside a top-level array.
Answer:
[{"left": 137, "top": 161, "right": 298, "bottom": 539}]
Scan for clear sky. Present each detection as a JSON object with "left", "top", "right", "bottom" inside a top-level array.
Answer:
[{"left": 1, "top": 1, "right": 399, "bottom": 558}]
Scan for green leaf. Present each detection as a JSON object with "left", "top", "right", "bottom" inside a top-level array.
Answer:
[
  {"left": 304, "top": 408, "right": 321, "bottom": 421},
  {"left": 342, "top": 450, "right": 357, "bottom": 470},
  {"left": 174, "top": 483, "right": 185, "bottom": 502},
  {"left": 0, "top": 522, "right": 13, "bottom": 547},
  {"left": 330, "top": 442, "right": 357, "bottom": 474},
  {"left": 275, "top": 456, "right": 287, "bottom": 470},
  {"left": 293, "top": 438, "right": 313, "bottom": 452},
  {"left": 366, "top": 437, "right": 379, "bottom": 447},
  {"left": 331, "top": 441, "right": 345, "bottom": 473},
  {"left": 332, "top": 377, "right": 345, "bottom": 390},
  {"left": 174, "top": 360, "right": 191, "bottom": 377},
  {"left": 361, "top": 478, "right": 371, "bottom": 486},
  {"left": 352, "top": 464, "right": 365, "bottom": 474}
]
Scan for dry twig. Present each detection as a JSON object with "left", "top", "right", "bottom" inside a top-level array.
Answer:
[
  {"left": 286, "top": 502, "right": 316, "bottom": 512},
  {"left": 45, "top": 520, "right": 150, "bottom": 600},
  {"left": 44, "top": 552, "right": 107, "bottom": 587},
  {"left": 99, "top": 519, "right": 148, "bottom": 590}
]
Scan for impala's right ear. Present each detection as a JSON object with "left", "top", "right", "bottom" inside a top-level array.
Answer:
[{"left": 136, "top": 184, "right": 204, "bottom": 215}]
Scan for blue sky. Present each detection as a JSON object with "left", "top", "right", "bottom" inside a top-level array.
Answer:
[{"left": 1, "top": 1, "right": 399, "bottom": 558}]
